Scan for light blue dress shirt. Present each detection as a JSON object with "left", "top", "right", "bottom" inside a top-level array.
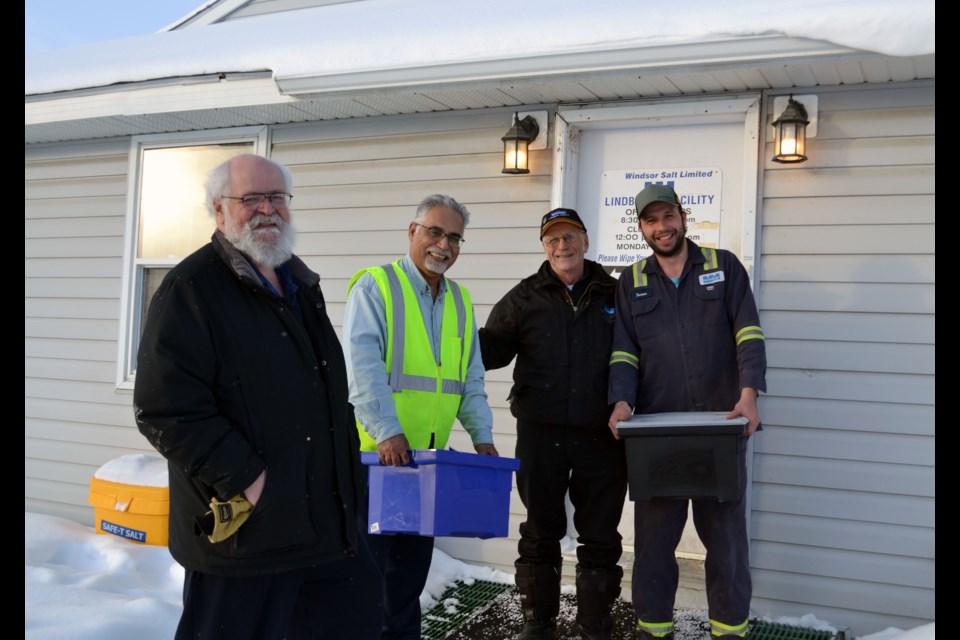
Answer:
[{"left": 342, "top": 255, "right": 494, "bottom": 447}]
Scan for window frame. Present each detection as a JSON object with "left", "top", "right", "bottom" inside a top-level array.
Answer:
[{"left": 115, "top": 127, "right": 269, "bottom": 389}]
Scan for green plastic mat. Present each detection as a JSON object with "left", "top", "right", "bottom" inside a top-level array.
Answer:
[
  {"left": 748, "top": 620, "right": 839, "bottom": 640},
  {"left": 421, "top": 579, "right": 512, "bottom": 640}
]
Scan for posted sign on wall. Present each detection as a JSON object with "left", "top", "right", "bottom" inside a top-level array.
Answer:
[{"left": 594, "top": 168, "right": 723, "bottom": 268}]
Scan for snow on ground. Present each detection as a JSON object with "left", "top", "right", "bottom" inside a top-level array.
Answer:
[{"left": 25, "top": 511, "right": 933, "bottom": 639}]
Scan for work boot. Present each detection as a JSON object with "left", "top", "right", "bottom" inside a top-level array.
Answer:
[
  {"left": 633, "top": 629, "right": 673, "bottom": 640},
  {"left": 632, "top": 620, "right": 675, "bottom": 640},
  {"left": 515, "top": 562, "right": 562, "bottom": 640},
  {"left": 578, "top": 615, "right": 615, "bottom": 640},
  {"left": 579, "top": 624, "right": 613, "bottom": 640},
  {"left": 575, "top": 565, "right": 623, "bottom": 640},
  {"left": 518, "top": 617, "right": 558, "bottom": 640}
]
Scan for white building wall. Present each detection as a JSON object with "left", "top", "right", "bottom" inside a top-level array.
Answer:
[
  {"left": 25, "top": 139, "right": 158, "bottom": 522},
  {"left": 750, "top": 81, "right": 935, "bottom": 636}
]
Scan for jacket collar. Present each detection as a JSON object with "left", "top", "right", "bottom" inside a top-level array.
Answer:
[
  {"left": 641, "top": 238, "right": 704, "bottom": 275},
  {"left": 537, "top": 258, "right": 612, "bottom": 287}
]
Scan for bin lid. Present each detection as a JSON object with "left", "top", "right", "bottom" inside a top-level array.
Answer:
[
  {"left": 617, "top": 411, "right": 747, "bottom": 437},
  {"left": 88, "top": 476, "right": 169, "bottom": 514},
  {"left": 361, "top": 449, "right": 520, "bottom": 471}
]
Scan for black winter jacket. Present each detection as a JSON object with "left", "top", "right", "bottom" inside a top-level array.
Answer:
[
  {"left": 479, "top": 260, "right": 617, "bottom": 429},
  {"left": 134, "top": 232, "right": 365, "bottom": 577}
]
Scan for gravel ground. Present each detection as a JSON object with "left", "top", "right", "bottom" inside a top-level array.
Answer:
[{"left": 445, "top": 588, "right": 714, "bottom": 640}]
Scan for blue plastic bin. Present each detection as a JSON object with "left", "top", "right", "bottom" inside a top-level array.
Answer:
[{"left": 361, "top": 449, "right": 521, "bottom": 539}]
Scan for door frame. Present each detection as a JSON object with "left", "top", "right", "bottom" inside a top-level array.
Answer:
[
  {"left": 550, "top": 94, "right": 764, "bottom": 558},
  {"left": 551, "top": 94, "right": 762, "bottom": 282}
]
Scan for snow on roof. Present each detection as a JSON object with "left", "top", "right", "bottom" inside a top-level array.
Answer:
[{"left": 25, "top": 0, "right": 934, "bottom": 96}]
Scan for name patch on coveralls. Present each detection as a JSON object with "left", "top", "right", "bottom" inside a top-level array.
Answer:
[{"left": 699, "top": 271, "right": 725, "bottom": 286}]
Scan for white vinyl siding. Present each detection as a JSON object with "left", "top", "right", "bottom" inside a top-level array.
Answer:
[
  {"left": 750, "top": 82, "right": 935, "bottom": 635},
  {"left": 25, "top": 139, "right": 157, "bottom": 520}
]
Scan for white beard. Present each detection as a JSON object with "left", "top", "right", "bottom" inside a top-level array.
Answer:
[
  {"left": 423, "top": 249, "right": 452, "bottom": 275},
  {"left": 222, "top": 212, "right": 295, "bottom": 269},
  {"left": 423, "top": 255, "right": 450, "bottom": 275}
]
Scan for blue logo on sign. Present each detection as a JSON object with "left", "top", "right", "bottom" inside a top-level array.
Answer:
[{"left": 701, "top": 271, "right": 722, "bottom": 284}]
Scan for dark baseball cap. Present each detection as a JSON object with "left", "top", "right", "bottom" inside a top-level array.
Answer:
[
  {"left": 634, "top": 184, "right": 682, "bottom": 216},
  {"left": 540, "top": 208, "right": 586, "bottom": 238}
]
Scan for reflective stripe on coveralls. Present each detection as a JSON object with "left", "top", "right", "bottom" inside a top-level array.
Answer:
[
  {"left": 635, "top": 619, "right": 674, "bottom": 638},
  {"left": 608, "top": 247, "right": 758, "bottom": 371},
  {"left": 348, "top": 261, "right": 473, "bottom": 451},
  {"left": 711, "top": 618, "right": 749, "bottom": 637}
]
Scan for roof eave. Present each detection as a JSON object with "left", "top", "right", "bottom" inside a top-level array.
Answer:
[{"left": 275, "top": 34, "right": 860, "bottom": 96}]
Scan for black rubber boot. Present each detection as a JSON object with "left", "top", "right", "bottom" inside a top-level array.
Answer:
[
  {"left": 518, "top": 617, "right": 558, "bottom": 640},
  {"left": 575, "top": 565, "right": 624, "bottom": 640},
  {"left": 515, "top": 562, "right": 562, "bottom": 640}
]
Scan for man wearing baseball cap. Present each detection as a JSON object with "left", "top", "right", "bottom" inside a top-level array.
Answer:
[
  {"left": 607, "top": 184, "right": 767, "bottom": 640},
  {"left": 480, "top": 208, "right": 627, "bottom": 640}
]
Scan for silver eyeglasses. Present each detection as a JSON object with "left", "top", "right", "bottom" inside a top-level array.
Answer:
[
  {"left": 222, "top": 193, "right": 293, "bottom": 210},
  {"left": 542, "top": 232, "right": 585, "bottom": 248},
  {"left": 415, "top": 223, "right": 465, "bottom": 248}
]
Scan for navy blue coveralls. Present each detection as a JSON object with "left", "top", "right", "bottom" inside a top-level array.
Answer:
[{"left": 608, "top": 239, "right": 766, "bottom": 639}]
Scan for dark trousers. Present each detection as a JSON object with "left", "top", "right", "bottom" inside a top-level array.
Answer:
[
  {"left": 631, "top": 437, "right": 752, "bottom": 628},
  {"left": 176, "top": 536, "right": 383, "bottom": 640},
  {"left": 515, "top": 419, "right": 627, "bottom": 570},
  {"left": 366, "top": 532, "right": 435, "bottom": 640}
]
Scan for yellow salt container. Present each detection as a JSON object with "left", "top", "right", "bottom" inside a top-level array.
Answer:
[{"left": 88, "top": 454, "right": 169, "bottom": 546}]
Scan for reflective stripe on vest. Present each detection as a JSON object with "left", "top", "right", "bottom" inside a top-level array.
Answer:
[{"left": 348, "top": 261, "right": 473, "bottom": 451}]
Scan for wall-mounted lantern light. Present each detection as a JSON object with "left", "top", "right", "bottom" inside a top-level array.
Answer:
[
  {"left": 772, "top": 95, "right": 811, "bottom": 163},
  {"left": 501, "top": 112, "right": 541, "bottom": 174}
]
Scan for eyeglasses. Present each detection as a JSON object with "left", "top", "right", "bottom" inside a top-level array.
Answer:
[
  {"left": 542, "top": 232, "right": 585, "bottom": 248},
  {"left": 222, "top": 193, "right": 293, "bottom": 210},
  {"left": 415, "top": 223, "right": 465, "bottom": 248}
]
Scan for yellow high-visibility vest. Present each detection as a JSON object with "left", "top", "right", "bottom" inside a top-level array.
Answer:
[{"left": 347, "top": 261, "right": 474, "bottom": 451}]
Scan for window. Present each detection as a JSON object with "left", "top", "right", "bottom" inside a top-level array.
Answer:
[{"left": 117, "top": 128, "right": 267, "bottom": 388}]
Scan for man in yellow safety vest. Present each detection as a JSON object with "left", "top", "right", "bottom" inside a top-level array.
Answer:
[{"left": 343, "top": 194, "right": 499, "bottom": 640}]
